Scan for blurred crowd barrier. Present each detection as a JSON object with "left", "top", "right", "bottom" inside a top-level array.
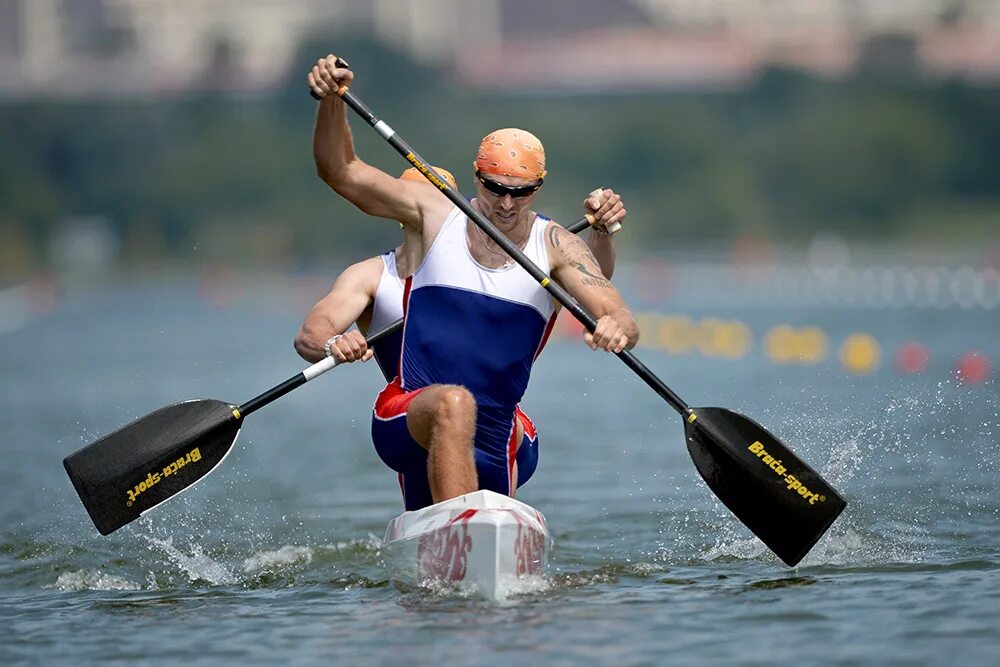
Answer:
[{"left": 552, "top": 311, "right": 991, "bottom": 383}]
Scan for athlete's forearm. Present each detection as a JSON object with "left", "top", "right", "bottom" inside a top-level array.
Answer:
[
  {"left": 587, "top": 229, "right": 616, "bottom": 279},
  {"left": 313, "top": 96, "right": 358, "bottom": 187},
  {"left": 294, "top": 294, "right": 370, "bottom": 363},
  {"left": 311, "top": 96, "right": 430, "bottom": 226},
  {"left": 294, "top": 315, "right": 348, "bottom": 363}
]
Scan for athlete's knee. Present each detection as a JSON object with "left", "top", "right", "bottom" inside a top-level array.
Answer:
[
  {"left": 407, "top": 385, "right": 477, "bottom": 447},
  {"left": 432, "top": 385, "right": 476, "bottom": 424}
]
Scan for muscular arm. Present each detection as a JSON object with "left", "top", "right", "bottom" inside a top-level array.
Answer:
[
  {"left": 293, "top": 257, "right": 382, "bottom": 362},
  {"left": 310, "top": 57, "right": 450, "bottom": 229},
  {"left": 580, "top": 187, "right": 626, "bottom": 278},
  {"left": 313, "top": 97, "right": 428, "bottom": 227},
  {"left": 547, "top": 222, "right": 639, "bottom": 350},
  {"left": 587, "top": 231, "right": 616, "bottom": 279}
]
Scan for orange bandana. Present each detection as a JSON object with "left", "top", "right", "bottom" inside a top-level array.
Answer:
[
  {"left": 474, "top": 128, "right": 546, "bottom": 181},
  {"left": 400, "top": 166, "right": 457, "bottom": 190}
]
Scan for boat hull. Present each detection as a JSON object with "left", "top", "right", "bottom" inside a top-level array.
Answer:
[{"left": 382, "top": 490, "right": 551, "bottom": 600}]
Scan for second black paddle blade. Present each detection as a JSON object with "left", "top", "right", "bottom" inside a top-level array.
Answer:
[
  {"left": 684, "top": 407, "right": 846, "bottom": 567},
  {"left": 63, "top": 399, "right": 241, "bottom": 535}
]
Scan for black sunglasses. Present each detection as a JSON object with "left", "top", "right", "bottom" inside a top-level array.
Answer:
[{"left": 476, "top": 172, "right": 543, "bottom": 198}]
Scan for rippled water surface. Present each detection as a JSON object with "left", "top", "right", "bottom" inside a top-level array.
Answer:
[{"left": 2, "top": 272, "right": 998, "bottom": 666}]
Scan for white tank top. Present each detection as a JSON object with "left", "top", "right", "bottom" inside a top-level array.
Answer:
[
  {"left": 370, "top": 250, "right": 404, "bottom": 333},
  {"left": 399, "top": 206, "right": 558, "bottom": 413},
  {"left": 369, "top": 250, "right": 406, "bottom": 381}
]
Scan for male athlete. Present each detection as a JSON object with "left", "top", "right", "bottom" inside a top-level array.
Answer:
[
  {"left": 307, "top": 54, "right": 639, "bottom": 510},
  {"left": 295, "top": 166, "right": 626, "bottom": 507}
]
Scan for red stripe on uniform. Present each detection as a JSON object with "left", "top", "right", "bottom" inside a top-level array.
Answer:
[
  {"left": 398, "top": 275, "right": 414, "bottom": 386},
  {"left": 515, "top": 405, "right": 537, "bottom": 440},
  {"left": 373, "top": 377, "right": 426, "bottom": 420},
  {"left": 532, "top": 311, "right": 559, "bottom": 361},
  {"left": 507, "top": 416, "right": 518, "bottom": 496}
]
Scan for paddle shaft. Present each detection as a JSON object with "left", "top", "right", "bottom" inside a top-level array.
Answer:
[
  {"left": 238, "top": 318, "right": 400, "bottom": 418},
  {"left": 565, "top": 215, "right": 598, "bottom": 234},
  {"left": 328, "top": 86, "right": 692, "bottom": 417}
]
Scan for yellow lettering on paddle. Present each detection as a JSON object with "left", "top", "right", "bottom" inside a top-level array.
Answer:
[
  {"left": 125, "top": 447, "right": 203, "bottom": 507},
  {"left": 404, "top": 154, "right": 448, "bottom": 191},
  {"left": 747, "top": 441, "right": 826, "bottom": 505}
]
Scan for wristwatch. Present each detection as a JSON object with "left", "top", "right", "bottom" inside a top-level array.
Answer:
[{"left": 323, "top": 334, "right": 342, "bottom": 358}]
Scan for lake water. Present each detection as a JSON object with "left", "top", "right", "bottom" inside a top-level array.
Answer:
[{"left": 2, "top": 267, "right": 998, "bottom": 666}]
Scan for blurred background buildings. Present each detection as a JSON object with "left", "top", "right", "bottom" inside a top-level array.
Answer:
[{"left": 2, "top": 0, "right": 1000, "bottom": 96}]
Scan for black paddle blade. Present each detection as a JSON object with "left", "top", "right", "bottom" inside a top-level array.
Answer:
[
  {"left": 684, "top": 407, "right": 846, "bottom": 566},
  {"left": 63, "top": 399, "right": 241, "bottom": 535}
]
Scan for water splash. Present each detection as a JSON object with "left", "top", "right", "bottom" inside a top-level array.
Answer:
[
  {"left": 320, "top": 536, "right": 383, "bottom": 557},
  {"left": 141, "top": 536, "right": 238, "bottom": 586},
  {"left": 241, "top": 545, "right": 313, "bottom": 574},
  {"left": 696, "top": 379, "right": 1000, "bottom": 567},
  {"left": 495, "top": 573, "right": 550, "bottom": 600},
  {"left": 405, "top": 573, "right": 551, "bottom": 603},
  {"left": 45, "top": 569, "right": 142, "bottom": 592}
]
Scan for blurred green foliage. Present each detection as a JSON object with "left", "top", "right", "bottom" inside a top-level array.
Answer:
[{"left": 2, "top": 36, "right": 998, "bottom": 269}]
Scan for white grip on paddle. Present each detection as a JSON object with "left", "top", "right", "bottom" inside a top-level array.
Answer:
[
  {"left": 303, "top": 355, "right": 341, "bottom": 382},
  {"left": 588, "top": 188, "right": 621, "bottom": 234}
]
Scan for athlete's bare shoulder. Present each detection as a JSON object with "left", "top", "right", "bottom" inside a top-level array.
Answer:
[
  {"left": 335, "top": 255, "right": 386, "bottom": 298},
  {"left": 544, "top": 219, "right": 586, "bottom": 259},
  {"left": 545, "top": 219, "right": 611, "bottom": 280}
]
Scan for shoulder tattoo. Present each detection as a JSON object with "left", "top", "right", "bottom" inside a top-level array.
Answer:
[{"left": 547, "top": 223, "right": 613, "bottom": 289}]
